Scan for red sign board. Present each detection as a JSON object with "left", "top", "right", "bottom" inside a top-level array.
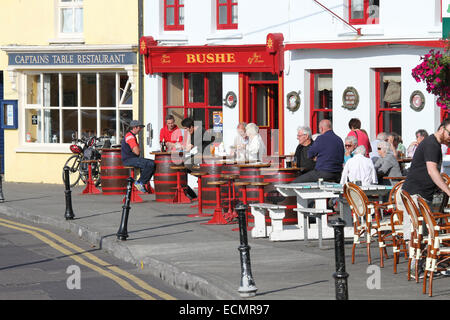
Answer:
[{"left": 140, "top": 34, "right": 284, "bottom": 75}]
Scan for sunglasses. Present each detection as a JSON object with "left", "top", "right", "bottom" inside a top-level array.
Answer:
[
  {"left": 344, "top": 144, "right": 352, "bottom": 147},
  {"left": 377, "top": 147, "right": 382, "bottom": 150}
]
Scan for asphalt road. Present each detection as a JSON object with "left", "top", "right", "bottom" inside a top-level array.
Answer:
[{"left": 0, "top": 214, "right": 201, "bottom": 300}]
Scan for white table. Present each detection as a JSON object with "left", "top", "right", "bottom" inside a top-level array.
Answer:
[{"left": 271, "top": 182, "right": 339, "bottom": 241}]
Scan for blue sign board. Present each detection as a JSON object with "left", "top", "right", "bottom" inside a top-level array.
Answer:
[{"left": 8, "top": 51, "right": 136, "bottom": 66}]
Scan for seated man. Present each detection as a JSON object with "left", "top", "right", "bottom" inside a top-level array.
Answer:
[
  {"left": 293, "top": 126, "right": 315, "bottom": 174},
  {"left": 159, "top": 114, "right": 182, "bottom": 151},
  {"left": 293, "top": 119, "right": 344, "bottom": 183},
  {"left": 373, "top": 141, "right": 403, "bottom": 185},
  {"left": 340, "top": 145, "right": 377, "bottom": 186},
  {"left": 121, "top": 120, "right": 156, "bottom": 193},
  {"left": 230, "top": 122, "right": 248, "bottom": 162}
]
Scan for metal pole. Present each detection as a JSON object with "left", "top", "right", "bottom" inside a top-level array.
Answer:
[
  {"left": 63, "top": 166, "right": 75, "bottom": 220},
  {"left": 117, "top": 177, "right": 133, "bottom": 241},
  {"left": 331, "top": 218, "right": 349, "bottom": 300},
  {"left": 0, "top": 174, "right": 4, "bottom": 203},
  {"left": 236, "top": 202, "right": 257, "bottom": 298}
]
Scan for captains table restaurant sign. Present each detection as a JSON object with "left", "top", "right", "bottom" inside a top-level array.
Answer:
[
  {"left": 444, "top": 0, "right": 450, "bottom": 39},
  {"left": 9, "top": 52, "right": 136, "bottom": 66}
]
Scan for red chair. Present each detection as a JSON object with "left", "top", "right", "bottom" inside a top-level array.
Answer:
[
  {"left": 203, "top": 181, "right": 228, "bottom": 225},
  {"left": 188, "top": 171, "right": 212, "bottom": 218},
  {"left": 232, "top": 182, "right": 251, "bottom": 231},
  {"left": 81, "top": 160, "right": 101, "bottom": 195},
  {"left": 222, "top": 173, "right": 239, "bottom": 223},
  {"left": 170, "top": 165, "right": 191, "bottom": 204}
]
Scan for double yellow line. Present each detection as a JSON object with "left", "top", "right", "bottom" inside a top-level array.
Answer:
[{"left": 0, "top": 217, "right": 176, "bottom": 300}]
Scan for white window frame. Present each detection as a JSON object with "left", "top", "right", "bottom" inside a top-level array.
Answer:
[
  {"left": 56, "top": 0, "right": 84, "bottom": 40},
  {"left": 21, "top": 71, "right": 133, "bottom": 151}
]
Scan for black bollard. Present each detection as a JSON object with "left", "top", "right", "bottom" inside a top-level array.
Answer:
[
  {"left": 117, "top": 177, "right": 133, "bottom": 241},
  {"left": 63, "top": 166, "right": 75, "bottom": 220},
  {"left": 330, "top": 218, "right": 349, "bottom": 300},
  {"left": 236, "top": 202, "right": 257, "bottom": 298}
]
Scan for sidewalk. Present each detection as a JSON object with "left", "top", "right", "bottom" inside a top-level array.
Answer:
[{"left": 0, "top": 181, "right": 448, "bottom": 300}]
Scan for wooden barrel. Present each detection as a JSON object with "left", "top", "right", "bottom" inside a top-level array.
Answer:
[
  {"left": 100, "top": 148, "right": 128, "bottom": 195},
  {"left": 153, "top": 152, "right": 186, "bottom": 203},
  {"left": 200, "top": 160, "right": 223, "bottom": 209},
  {"left": 262, "top": 167, "right": 301, "bottom": 225}
]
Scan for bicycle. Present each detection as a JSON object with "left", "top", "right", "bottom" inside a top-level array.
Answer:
[{"left": 62, "top": 136, "right": 107, "bottom": 188}]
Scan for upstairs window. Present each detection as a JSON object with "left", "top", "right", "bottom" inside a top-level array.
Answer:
[
  {"left": 58, "top": 0, "right": 83, "bottom": 36},
  {"left": 164, "top": 0, "right": 184, "bottom": 31},
  {"left": 217, "top": 0, "right": 238, "bottom": 30},
  {"left": 349, "top": 0, "right": 379, "bottom": 25}
]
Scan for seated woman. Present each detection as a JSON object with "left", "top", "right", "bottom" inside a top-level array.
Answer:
[
  {"left": 374, "top": 141, "right": 403, "bottom": 185},
  {"left": 245, "top": 123, "right": 266, "bottom": 162}
]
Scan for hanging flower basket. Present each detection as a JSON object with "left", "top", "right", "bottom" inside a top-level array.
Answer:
[{"left": 411, "top": 42, "right": 450, "bottom": 109}]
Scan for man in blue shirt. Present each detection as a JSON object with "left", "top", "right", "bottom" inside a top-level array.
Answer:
[{"left": 293, "top": 119, "right": 344, "bottom": 183}]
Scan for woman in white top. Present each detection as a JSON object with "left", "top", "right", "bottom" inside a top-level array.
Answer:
[
  {"left": 245, "top": 123, "right": 266, "bottom": 162},
  {"left": 340, "top": 145, "right": 378, "bottom": 186}
]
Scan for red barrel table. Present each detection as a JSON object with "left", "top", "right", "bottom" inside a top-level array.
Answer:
[
  {"left": 100, "top": 148, "right": 129, "bottom": 195},
  {"left": 200, "top": 157, "right": 224, "bottom": 209},
  {"left": 237, "top": 163, "right": 271, "bottom": 204},
  {"left": 152, "top": 152, "right": 187, "bottom": 203},
  {"left": 261, "top": 167, "right": 301, "bottom": 225}
]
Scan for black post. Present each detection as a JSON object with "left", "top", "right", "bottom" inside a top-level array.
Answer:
[
  {"left": 63, "top": 166, "right": 75, "bottom": 220},
  {"left": 117, "top": 177, "right": 133, "bottom": 241},
  {"left": 0, "top": 174, "right": 4, "bottom": 203},
  {"left": 330, "top": 218, "right": 349, "bottom": 300},
  {"left": 236, "top": 202, "right": 257, "bottom": 298}
]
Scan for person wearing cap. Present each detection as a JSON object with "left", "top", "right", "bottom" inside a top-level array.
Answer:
[{"left": 121, "top": 120, "right": 155, "bottom": 193}]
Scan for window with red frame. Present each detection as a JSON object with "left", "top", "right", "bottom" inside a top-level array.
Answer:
[
  {"left": 310, "top": 70, "right": 333, "bottom": 134},
  {"left": 164, "top": 0, "right": 184, "bottom": 31},
  {"left": 163, "top": 72, "right": 223, "bottom": 131},
  {"left": 375, "top": 68, "right": 401, "bottom": 136},
  {"left": 217, "top": 0, "right": 238, "bottom": 30},
  {"left": 349, "top": 0, "right": 379, "bottom": 25}
]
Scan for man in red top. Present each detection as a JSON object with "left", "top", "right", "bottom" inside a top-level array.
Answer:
[
  {"left": 121, "top": 120, "right": 155, "bottom": 193},
  {"left": 347, "top": 118, "right": 371, "bottom": 158},
  {"left": 159, "top": 114, "right": 182, "bottom": 151}
]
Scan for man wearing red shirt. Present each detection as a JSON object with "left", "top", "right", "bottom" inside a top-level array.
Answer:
[
  {"left": 160, "top": 115, "right": 182, "bottom": 151},
  {"left": 121, "top": 120, "right": 155, "bottom": 193}
]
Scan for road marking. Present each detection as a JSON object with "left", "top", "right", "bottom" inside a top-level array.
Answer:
[{"left": 0, "top": 217, "right": 176, "bottom": 300}]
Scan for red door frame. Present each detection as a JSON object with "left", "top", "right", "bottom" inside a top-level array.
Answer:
[
  {"left": 375, "top": 67, "right": 401, "bottom": 135},
  {"left": 310, "top": 69, "right": 332, "bottom": 134}
]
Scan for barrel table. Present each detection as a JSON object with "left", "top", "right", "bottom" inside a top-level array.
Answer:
[
  {"left": 152, "top": 152, "right": 187, "bottom": 203},
  {"left": 100, "top": 148, "right": 129, "bottom": 195},
  {"left": 200, "top": 157, "right": 225, "bottom": 209},
  {"left": 261, "top": 167, "right": 301, "bottom": 225}
]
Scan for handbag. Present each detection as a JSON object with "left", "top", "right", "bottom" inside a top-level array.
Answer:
[{"left": 182, "top": 184, "right": 197, "bottom": 200}]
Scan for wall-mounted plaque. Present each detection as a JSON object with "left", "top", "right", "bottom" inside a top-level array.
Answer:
[
  {"left": 342, "top": 87, "right": 359, "bottom": 110},
  {"left": 223, "top": 91, "right": 237, "bottom": 108},
  {"left": 410, "top": 90, "right": 425, "bottom": 111},
  {"left": 286, "top": 91, "right": 301, "bottom": 112}
]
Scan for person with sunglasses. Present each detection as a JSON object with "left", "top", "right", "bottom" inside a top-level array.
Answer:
[{"left": 344, "top": 135, "right": 358, "bottom": 164}]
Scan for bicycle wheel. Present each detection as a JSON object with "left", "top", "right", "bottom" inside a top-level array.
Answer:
[
  {"left": 79, "top": 160, "right": 101, "bottom": 187},
  {"left": 62, "top": 154, "right": 82, "bottom": 188}
]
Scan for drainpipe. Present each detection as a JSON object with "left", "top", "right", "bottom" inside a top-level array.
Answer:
[{"left": 138, "top": 0, "right": 144, "bottom": 154}]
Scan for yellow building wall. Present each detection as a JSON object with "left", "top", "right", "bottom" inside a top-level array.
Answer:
[{"left": 0, "top": 1, "right": 139, "bottom": 184}]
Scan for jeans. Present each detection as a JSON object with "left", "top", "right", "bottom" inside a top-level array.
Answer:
[
  {"left": 122, "top": 157, "right": 156, "bottom": 185},
  {"left": 292, "top": 169, "right": 342, "bottom": 184}
]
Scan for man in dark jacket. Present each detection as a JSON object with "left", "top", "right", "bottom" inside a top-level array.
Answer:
[
  {"left": 293, "top": 126, "right": 316, "bottom": 174},
  {"left": 293, "top": 119, "right": 344, "bottom": 183}
]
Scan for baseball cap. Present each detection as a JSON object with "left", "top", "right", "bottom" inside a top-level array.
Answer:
[{"left": 129, "top": 120, "right": 145, "bottom": 128}]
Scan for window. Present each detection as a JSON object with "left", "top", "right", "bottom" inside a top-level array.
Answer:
[
  {"left": 349, "top": 0, "right": 379, "bottom": 25},
  {"left": 163, "top": 72, "right": 222, "bottom": 131},
  {"left": 24, "top": 72, "right": 132, "bottom": 145},
  {"left": 375, "top": 68, "right": 401, "bottom": 136},
  {"left": 217, "top": 0, "right": 238, "bottom": 30},
  {"left": 310, "top": 70, "right": 333, "bottom": 134},
  {"left": 58, "top": 0, "right": 83, "bottom": 36},
  {"left": 164, "top": 0, "right": 184, "bottom": 31}
]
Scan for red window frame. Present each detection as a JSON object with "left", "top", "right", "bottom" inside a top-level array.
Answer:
[
  {"left": 217, "top": 0, "right": 238, "bottom": 30},
  {"left": 348, "top": 0, "right": 379, "bottom": 25},
  {"left": 310, "top": 70, "right": 333, "bottom": 134},
  {"left": 162, "top": 73, "right": 222, "bottom": 130},
  {"left": 164, "top": 0, "right": 184, "bottom": 31},
  {"left": 375, "top": 68, "right": 401, "bottom": 135}
]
